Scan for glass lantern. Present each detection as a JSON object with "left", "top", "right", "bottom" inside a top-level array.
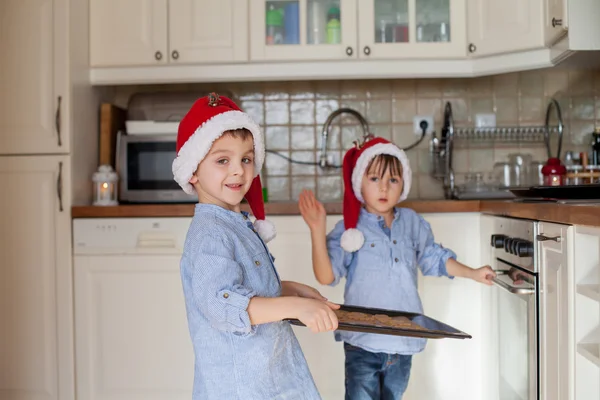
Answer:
[{"left": 92, "top": 165, "right": 119, "bottom": 206}]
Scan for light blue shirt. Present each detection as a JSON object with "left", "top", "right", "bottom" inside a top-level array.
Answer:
[
  {"left": 327, "top": 207, "right": 456, "bottom": 355},
  {"left": 180, "top": 203, "right": 320, "bottom": 400}
]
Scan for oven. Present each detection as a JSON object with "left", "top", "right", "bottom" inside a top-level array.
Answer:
[
  {"left": 490, "top": 217, "right": 539, "bottom": 400},
  {"left": 116, "top": 133, "right": 197, "bottom": 203}
]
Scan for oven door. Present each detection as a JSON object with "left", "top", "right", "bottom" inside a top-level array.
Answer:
[{"left": 492, "top": 259, "right": 538, "bottom": 400}]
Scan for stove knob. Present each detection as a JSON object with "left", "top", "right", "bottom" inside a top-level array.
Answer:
[
  {"left": 504, "top": 238, "right": 513, "bottom": 253},
  {"left": 490, "top": 234, "right": 507, "bottom": 248},
  {"left": 516, "top": 240, "right": 534, "bottom": 257},
  {"left": 510, "top": 239, "right": 521, "bottom": 255}
]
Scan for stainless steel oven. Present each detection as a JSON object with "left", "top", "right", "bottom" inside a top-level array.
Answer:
[
  {"left": 116, "top": 133, "right": 197, "bottom": 203},
  {"left": 490, "top": 217, "right": 539, "bottom": 400}
]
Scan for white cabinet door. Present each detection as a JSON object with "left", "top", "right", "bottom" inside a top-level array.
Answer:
[
  {"left": 0, "top": 156, "right": 73, "bottom": 400},
  {"left": 544, "top": 0, "right": 567, "bottom": 44},
  {"left": 537, "top": 222, "right": 570, "bottom": 400},
  {"left": 249, "top": 0, "right": 358, "bottom": 61},
  {"left": 357, "top": 0, "right": 467, "bottom": 59},
  {"left": 74, "top": 254, "right": 194, "bottom": 400},
  {"left": 405, "top": 213, "right": 488, "bottom": 400},
  {"left": 0, "top": 0, "right": 69, "bottom": 154},
  {"left": 467, "top": 0, "right": 544, "bottom": 57},
  {"left": 169, "top": 0, "right": 248, "bottom": 63},
  {"left": 89, "top": 0, "right": 168, "bottom": 67}
]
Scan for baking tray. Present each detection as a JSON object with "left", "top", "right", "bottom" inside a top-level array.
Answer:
[
  {"left": 508, "top": 184, "right": 600, "bottom": 200},
  {"left": 286, "top": 305, "right": 472, "bottom": 340}
]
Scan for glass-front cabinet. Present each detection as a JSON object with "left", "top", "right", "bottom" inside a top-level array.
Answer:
[
  {"left": 250, "top": 0, "right": 358, "bottom": 61},
  {"left": 357, "top": 0, "right": 467, "bottom": 58}
]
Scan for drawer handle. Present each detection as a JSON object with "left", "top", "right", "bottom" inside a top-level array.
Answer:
[{"left": 536, "top": 234, "right": 561, "bottom": 242}]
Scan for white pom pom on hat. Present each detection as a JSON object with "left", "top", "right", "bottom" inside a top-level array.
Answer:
[
  {"left": 172, "top": 92, "right": 275, "bottom": 243},
  {"left": 340, "top": 136, "right": 412, "bottom": 252}
]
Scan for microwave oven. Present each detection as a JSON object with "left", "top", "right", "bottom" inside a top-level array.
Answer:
[{"left": 116, "top": 133, "right": 197, "bottom": 203}]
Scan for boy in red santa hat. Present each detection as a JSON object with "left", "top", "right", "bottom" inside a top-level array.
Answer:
[
  {"left": 173, "top": 93, "right": 338, "bottom": 400},
  {"left": 299, "top": 135, "right": 495, "bottom": 400}
]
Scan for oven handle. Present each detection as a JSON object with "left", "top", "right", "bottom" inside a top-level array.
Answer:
[{"left": 491, "top": 276, "right": 535, "bottom": 295}]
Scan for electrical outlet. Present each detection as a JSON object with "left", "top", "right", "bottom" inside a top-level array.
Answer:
[
  {"left": 475, "top": 113, "right": 496, "bottom": 128},
  {"left": 413, "top": 116, "right": 434, "bottom": 136}
]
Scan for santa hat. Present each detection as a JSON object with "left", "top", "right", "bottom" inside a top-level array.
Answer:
[
  {"left": 340, "top": 136, "right": 412, "bottom": 252},
  {"left": 172, "top": 92, "right": 275, "bottom": 242}
]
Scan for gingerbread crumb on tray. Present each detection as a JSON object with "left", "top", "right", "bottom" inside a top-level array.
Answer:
[{"left": 334, "top": 309, "right": 426, "bottom": 331}]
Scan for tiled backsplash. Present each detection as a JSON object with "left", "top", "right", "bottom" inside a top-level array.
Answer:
[{"left": 107, "top": 68, "right": 600, "bottom": 201}]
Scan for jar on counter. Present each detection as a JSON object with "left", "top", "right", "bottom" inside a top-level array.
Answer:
[{"left": 542, "top": 158, "right": 567, "bottom": 186}]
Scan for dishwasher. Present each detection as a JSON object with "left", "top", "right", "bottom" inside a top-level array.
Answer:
[{"left": 73, "top": 217, "right": 194, "bottom": 400}]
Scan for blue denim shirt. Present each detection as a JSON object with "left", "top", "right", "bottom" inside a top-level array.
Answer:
[
  {"left": 327, "top": 207, "right": 456, "bottom": 355},
  {"left": 180, "top": 204, "right": 320, "bottom": 400}
]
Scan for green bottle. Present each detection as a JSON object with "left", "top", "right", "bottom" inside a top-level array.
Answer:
[{"left": 326, "top": 6, "right": 341, "bottom": 44}]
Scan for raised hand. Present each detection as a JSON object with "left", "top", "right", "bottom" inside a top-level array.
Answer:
[{"left": 298, "top": 189, "right": 327, "bottom": 233}]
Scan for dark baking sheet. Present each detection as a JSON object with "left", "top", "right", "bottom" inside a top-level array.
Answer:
[
  {"left": 508, "top": 184, "right": 600, "bottom": 200},
  {"left": 286, "top": 305, "right": 471, "bottom": 340}
]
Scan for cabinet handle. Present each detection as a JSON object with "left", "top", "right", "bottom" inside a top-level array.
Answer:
[
  {"left": 363, "top": 46, "right": 371, "bottom": 56},
  {"left": 57, "top": 161, "right": 63, "bottom": 212},
  {"left": 468, "top": 43, "right": 476, "bottom": 53},
  {"left": 155, "top": 51, "right": 163, "bottom": 61},
  {"left": 172, "top": 50, "right": 179, "bottom": 60},
  {"left": 536, "top": 234, "right": 561, "bottom": 242},
  {"left": 55, "top": 96, "right": 62, "bottom": 146},
  {"left": 345, "top": 46, "right": 353, "bottom": 56},
  {"left": 552, "top": 18, "right": 563, "bottom": 28}
]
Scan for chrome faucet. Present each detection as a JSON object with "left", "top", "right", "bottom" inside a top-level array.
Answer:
[
  {"left": 441, "top": 101, "right": 456, "bottom": 199},
  {"left": 319, "top": 108, "right": 370, "bottom": 168}
]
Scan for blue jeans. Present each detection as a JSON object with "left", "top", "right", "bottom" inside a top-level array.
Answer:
[{"left": 344, "top": 343, "right": 412, "bottom": 400}]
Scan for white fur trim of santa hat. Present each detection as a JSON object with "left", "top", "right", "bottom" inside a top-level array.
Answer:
[
  {"left": 172, "top": 110, "right": 263, "bottom": 195},
  {"left": 351, "top": 142, "right": 412, "bottom": 204},
  {"left": 340, "top": 228, "right": 365, "bottom": 253}
]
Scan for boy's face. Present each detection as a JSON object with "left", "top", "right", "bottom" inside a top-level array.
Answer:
[
  {"left": 189, "top": 133, "right": 255, "bottom": 211},
  {"left": 361, "top": 162, "right": 404, "bottom": 216}
]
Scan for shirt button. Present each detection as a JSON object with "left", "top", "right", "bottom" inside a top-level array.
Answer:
[
  {"left": 371, "top": 243, "right": 375, "bottom": 248},
  {"left": 254, "top": 260, "right": 261, "bottom": 266},
  {"left": 394, "top": 258, "right": 399, "bottom": 263},
  {"left": 393, "top": 240, "right": 397, "bottom": 244},
  {"left": 223, "top": 293, "right": 229, "bottom": 299}
]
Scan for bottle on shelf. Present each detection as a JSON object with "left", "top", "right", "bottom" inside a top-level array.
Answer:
[
  {"left": 326, "top": 6, "right": 341, "bottom": 44},
  {"left": 266, "top": 4, "right": 284, "bottom": 45}
]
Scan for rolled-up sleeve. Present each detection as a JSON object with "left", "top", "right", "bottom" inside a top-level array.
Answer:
[
  {"left": 326, "top": 221, "right": 354, "bottom": 286},
  {"left": 190, "top": 235, "right": 256, "bottom": 335},
  {"left": 416, "top": 216, "right": 457, "bottom": 278}
]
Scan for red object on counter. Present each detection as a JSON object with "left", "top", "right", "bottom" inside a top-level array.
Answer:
[{"left": 542, "top": 157, "right": 567, "bottom": 186}]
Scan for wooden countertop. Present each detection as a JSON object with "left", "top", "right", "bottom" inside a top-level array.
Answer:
[{"left": 71, "top": 200, "right": 600, "bottom": 227}]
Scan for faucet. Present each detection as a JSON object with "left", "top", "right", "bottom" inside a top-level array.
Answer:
[{"left": 319, "top": 108, "right": 370, "bottom": 168}]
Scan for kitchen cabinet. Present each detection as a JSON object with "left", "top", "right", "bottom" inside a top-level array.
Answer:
[
  {"left": 0, "top": 0, "right": 69, "bottom": 154},
  {"left": 537, "top": 221, "right": 571, "bottom": 400},
  {"left": 90, "top": 0, "right": 248, "bottom": 67},
  {"left": 544, "top": 0, "right": 567, "bottom": 45},
  {"left": 249, "top": 0, "right": 466, "bottom": 61},
  {"left": 0, "top": 156, "right": 73, "bottom": 400},
  {"left": 571, "top": 225, "right": 600, "bottom": 400},
  {"left": 467, "top": 0, "right": 544, "bottom": 57}
]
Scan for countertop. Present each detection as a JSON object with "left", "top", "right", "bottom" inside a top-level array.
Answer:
[{"left": 71, "top": 200, "right": 600, "bottom": 227}]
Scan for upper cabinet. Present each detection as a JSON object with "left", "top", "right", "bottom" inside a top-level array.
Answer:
[
  {"left": 357, "top": 0, "right": 466, "bottom": 59},
  {"left": 0, "top": 0, "right": 69, "bottom": 154},
  {"left": 90, "top": 0, "right": 248, "bottom": 67},
  {"left": 467, "top": 0, "right": 544, "bottom": 57},
  {"left": 249, "top": 0, "right": 358, "bottom": 61},
  {"left": 249, "top": 0, "right": 466, "bottom": 61}
]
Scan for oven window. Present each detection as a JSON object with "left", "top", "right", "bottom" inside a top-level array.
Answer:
[{"left": 127, "top": 142, "right": 180, "bottom": 190}]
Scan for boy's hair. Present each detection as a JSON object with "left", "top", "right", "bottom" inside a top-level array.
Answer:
[
  {"left": 222, "top": 128, "right": 253, "bottom": 141},
  {"left": 366, "top": 154, "right": 403, "bottom": 178}
]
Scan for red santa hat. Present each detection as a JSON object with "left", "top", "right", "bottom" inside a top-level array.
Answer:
[
  {"left": 341, "top": 136, "right": 412, "bottom": 252},
  {"left": 172, "top": 92, "right": 275, "bottom": 242}
]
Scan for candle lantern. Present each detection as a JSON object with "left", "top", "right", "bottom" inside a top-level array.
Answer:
[{"left": 92, "top": 165, "right": 119, "bottom": 206}]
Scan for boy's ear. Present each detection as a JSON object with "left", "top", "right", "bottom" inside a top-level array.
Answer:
[{"left": 189, "top": 174, "right": 198, "bottom": 184}]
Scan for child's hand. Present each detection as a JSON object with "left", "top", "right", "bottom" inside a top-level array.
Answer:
[
  {"left": 294, "top": 298, "right": 339, "bottom": 333},
  {"left": 299, "top": 189, "right": 326, "bottom": 233},
  {"left": 471, "top": 265, "right": 496, "bottom": 286}
]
